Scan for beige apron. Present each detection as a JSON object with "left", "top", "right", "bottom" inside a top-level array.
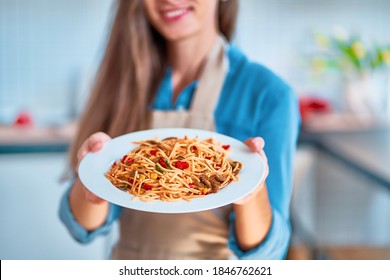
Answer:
[{"left": 111, "top": 36, "right": 234, "bottom": 260}]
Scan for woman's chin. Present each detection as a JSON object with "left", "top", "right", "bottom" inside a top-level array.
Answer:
[{"left": 162, "top": 29, "right": 199, "bottom": 42}]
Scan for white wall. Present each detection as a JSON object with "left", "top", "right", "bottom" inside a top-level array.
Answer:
[
  {"left": 0, "top": 0, "right": 113, "bottom": 125},
  {"left": 235, "top": 0, "right": 390, "bottom": 100},
  {"left": 1, "top": 0, "right": 389, "bottom": 125}
]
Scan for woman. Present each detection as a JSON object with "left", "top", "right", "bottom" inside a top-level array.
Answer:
[{"left": 60, "top": 0, "right": 300, "bottom": 260}]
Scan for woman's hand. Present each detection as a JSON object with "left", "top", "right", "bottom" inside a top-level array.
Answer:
[
  {"left": 232, "top": 137, "right": 272, "bottom": 251},
  {"left": 69, "top": 132, "right": 112, "bottom": 231},
  {"left": 75, "top": 132, "right": 112, "bottom": 204},
  {"left": 234, "top": 137, "right": 269, "bottom": 205}
]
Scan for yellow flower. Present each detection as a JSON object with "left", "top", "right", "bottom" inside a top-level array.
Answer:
[
  {"left": 382, "top": 49, "right": 390, "bottom": 65},
  {"left": 351, "top": 41, "right": 366, "bottom": 59}
]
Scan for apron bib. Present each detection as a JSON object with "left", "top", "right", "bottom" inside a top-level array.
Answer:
[{"left": 111, "top": 36, "right": 233, "bottom": 260}]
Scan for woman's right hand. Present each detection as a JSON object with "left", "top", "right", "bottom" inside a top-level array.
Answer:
[{"left": 75, "top": 132, "right": 112, "bottom": 204}]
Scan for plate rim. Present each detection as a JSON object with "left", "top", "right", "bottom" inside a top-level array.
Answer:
[{"left": 78, "top": 128, "right": 265, "bottom": 213}]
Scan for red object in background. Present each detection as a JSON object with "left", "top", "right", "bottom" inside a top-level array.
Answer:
[
  {"left": 299, "top": 96, "right": 332, "bottom": 123},
  {"left": 13, "top": 111, "right": 33, "bottom": 127}
]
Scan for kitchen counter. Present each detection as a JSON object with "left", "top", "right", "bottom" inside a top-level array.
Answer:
[
  {"left": 0, "top": 123, "right": 76, "bottom": 153},
  {"left": 300, "top": 127, "right": 390, "bottom": 190},
  {"left": 298, "top": 112, "right": 390, "bottom": 189},
  {"left": 293, "top": 122, "right": 390, "bottom": 258}
]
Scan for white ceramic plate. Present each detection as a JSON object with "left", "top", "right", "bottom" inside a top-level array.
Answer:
[{"left": 78, "top": 128, "right": 265, "bottom": 213}]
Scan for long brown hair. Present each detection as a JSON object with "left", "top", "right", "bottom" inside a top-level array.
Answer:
[{"left": 68, "top": 0, "right": 238, "bottom": 172}]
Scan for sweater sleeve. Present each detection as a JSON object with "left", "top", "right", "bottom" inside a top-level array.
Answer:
[
  {"left": 58, "top": 186, "right": 122, "bottom": 244},
  {"left": 228, "top": 208, "right": 291, "bottom": 259},
  {"left": 228, "top": 84, "right": 300, "bottom": 259}
]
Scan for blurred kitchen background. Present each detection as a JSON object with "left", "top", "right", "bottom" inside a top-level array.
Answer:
[{"left": 1, "top": 0, "right": 390, "bottom": 259}]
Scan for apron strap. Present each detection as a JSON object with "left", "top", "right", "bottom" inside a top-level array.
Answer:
[{"left": 190, "top": 35, "right": 229, "bottom": 115}]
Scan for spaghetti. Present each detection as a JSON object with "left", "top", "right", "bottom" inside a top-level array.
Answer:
[{"left": 105, "top": 136, "right": 242, "bottom": 202}]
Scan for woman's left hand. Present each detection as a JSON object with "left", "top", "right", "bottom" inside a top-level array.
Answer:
[{"left": 234, "top": 137, "right": 269, "bottom": 205}]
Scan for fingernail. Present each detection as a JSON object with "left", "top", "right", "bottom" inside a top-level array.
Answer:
[
  {"left": 91, "top": 141, "right": 102, "bottom": 152},
  {"left": 256, "top": 137, "right": 265, "bottom": 148}
]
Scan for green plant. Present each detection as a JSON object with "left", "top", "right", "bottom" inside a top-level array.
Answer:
[{"left": 311, "top": 31, "right": 390, "bottom": 77}]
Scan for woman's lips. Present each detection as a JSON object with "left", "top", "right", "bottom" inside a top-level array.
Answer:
[{"left": 161, "top": 7, "right": 191, "bottom": 22}]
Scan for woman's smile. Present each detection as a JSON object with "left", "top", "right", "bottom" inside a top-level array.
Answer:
[
  {"left": 160, "top": 7, "right": 192, "bottom": 23},
  {"left": 144, "top": 0, "right": 218, "bottom": 41}
]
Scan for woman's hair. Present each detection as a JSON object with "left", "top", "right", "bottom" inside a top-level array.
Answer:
[{"left": 68, "top": 0, "right": 238, "bottom": 173}]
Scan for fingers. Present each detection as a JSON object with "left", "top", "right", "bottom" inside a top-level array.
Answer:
[
  {"left": 239, "top": 137, "right": 269, "bottom": 206},
  {"left": 77, "top": 179, "right": 107, "bottom": 204},
  {"left": 73, "top": 178, "right": 107, "bottom": 205},
  {"left": 244, "top": 137, "right": 268, "bottom": 163},
  {"left": 234, "top": 192, "right": 253, "bottom": 205},
  {"left": 244, "top": 137, "right": 265, "bottom": 153},
  {"left": 234, "top": 181, "right": 266, "bottom": 205},
  {"left": 77, "top": 132, "right": 111, "bottom": 162},
  {"left": 88, "top": 132, "right": 111, "bottom": 151},
  {"left": 84, "top": 188, "right": 106, "bottom": 204}
]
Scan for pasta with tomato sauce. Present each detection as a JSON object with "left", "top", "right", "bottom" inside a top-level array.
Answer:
[{"left": 105, "top": 136, "right": 242, "bottom": 202}]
